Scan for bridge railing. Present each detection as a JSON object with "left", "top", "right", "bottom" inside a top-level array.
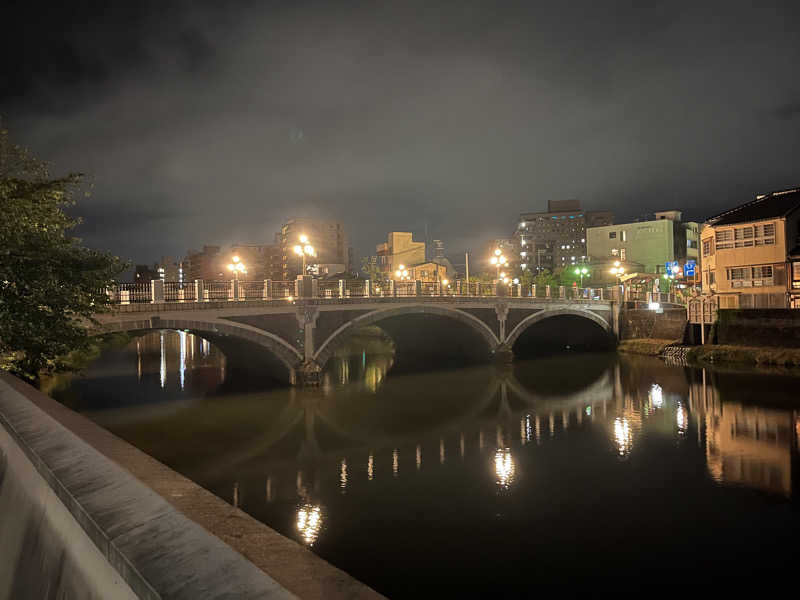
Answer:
[
  {"left": 108, "top": 282, "right": 152, "bottom": 304},
  {"left": 105, "top": 278, "right": 639, "bottom": 306}
]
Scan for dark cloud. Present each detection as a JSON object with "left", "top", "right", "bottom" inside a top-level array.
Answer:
[{"left": 3, "top": 1, "right": 800, "bottom": 264}]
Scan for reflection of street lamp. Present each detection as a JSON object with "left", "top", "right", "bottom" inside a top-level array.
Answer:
[
  {"left": 489, "top": 248, "right": 508, "bottom": 282},
  {"left": 574, "top": 266, "right": 589, "bottom": 286},
  {"left": 296, "top": 503, "right": 323, "bottom": 546},
  {"left": 494, "top": 448, "right": 516, "bottom": 490},
  {"left": 227, "top": 255, "right": 246, "bottom": 279},
  {"left": 293, "top": 234, "right": 316, "bottom": 274}
]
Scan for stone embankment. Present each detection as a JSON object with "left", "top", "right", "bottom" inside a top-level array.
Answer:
[
  {"left": 0, "top": 373, "right": 383, "bottom": 600},
  {"left": 617, "top": 339, "right": 800, "bottom": 368},
  {"left": 617, "top": 307, "right": 800, "bottom": 368}
]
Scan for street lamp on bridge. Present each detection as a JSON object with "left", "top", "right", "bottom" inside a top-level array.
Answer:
[
  {"left": 574, "top": 265, "right": 589, "bottom": 287},
  {"left": 293, "top": 234, "right": 316, "bottom": 275},
  {"left": 489, "top": 248, "right": 508, "bottom": 282},
  {"left": 227, "top": 255, "right": 246, "bottom": 280}
]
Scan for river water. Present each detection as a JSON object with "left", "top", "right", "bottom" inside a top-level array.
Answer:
[{"left": 48, "top": 331, "right": 799, "bottom": 594}]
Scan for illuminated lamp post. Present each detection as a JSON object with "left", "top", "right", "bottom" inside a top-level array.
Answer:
[
  {"left": 227, "top": 255, "right": 246, "bottom": 280},
  {"left": 394, "top": 264, "right": 410, "bottom": 281},
  {"left": 574, "top": 266, "right": 589, "bottom": 287},
  {"left": 489, "top": 248, "right": 508, "bottom": 282},
  {"left": 293, "top": 234, "right": 316, "bottom": 275}
]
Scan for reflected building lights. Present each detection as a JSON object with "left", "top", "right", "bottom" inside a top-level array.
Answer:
[
  {"left": 178, "top": 330, "right": 187, "bottom": 390},
  {"left": 416, "top": 444, "right": 421, "bottom": 470},
  {"left": 439, "top": 438, "right": 445, "bottom": 464},
  {"left": 266, "top": 477, "right": 272, "bottom": 502},
  {"left": 367, "top": 453, "right": 374, "bottom": 481},
  {"left": 494, "top": 448, "right": 516, "bottom": 490},
  {"left": 614, "top": 417, "right": 632, "bottom": 457},
  {"left": 159, "top": 332, "right": 166, "bottom": 389},
  {"left": 136, "top": 339, "right": 142, "bottom": 382},
  {"left": 676, "top": 403, "right": 688, "bottom": 434},
  {"left": 392, "top": 449, "right": 399, "bottom": 477},
  {"left": 202, "top": 338, "right": 210, "bottom": 357},
  {"left": 650, "top": 383, "right": 664, "bottom": 409},
  {"left": 339, "top": 459, "right": 347, "bottom": 493},
  {"left": 296, "top": 504, "right": 323, "bottom": 546},
  {"left": 460, "top": 432, "right": 465, "bottom": 458},
  {"left": 233, "top": 482, "right": 239, "bottom": 508}
]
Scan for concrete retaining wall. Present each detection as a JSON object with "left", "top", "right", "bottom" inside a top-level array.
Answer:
[
  {"left": 716, "top": 309, "right": 800, "bottom": 347},
  {"left": 0, "top": 374, "right": 382, "bottom": 599},
  {"left": 619, "top": 308, "right": 687, "bottom": 342}
]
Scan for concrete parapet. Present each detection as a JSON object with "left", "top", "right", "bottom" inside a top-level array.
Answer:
[{"left": 0, "top": 374, "right": 383, "bottom": 600}]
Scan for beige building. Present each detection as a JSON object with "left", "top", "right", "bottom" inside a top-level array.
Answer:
[
  {"left": 700, "top": 188, "right": 800, "bottom": 308},
  {"left": 376, "top": 232, "right": 426, "bottom": 277},
  {"left": 406, "top": 262, "right": 448, "bottom": 283}
]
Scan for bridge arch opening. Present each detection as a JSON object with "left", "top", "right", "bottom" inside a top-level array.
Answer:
[
  {"left": 509, "top": 311, "right": 615, "bottom": 358},
  {"left": 315, "top": 306, "right": 500, "bottom": 375},
  {"left": 93, "top": 324, "right": 297, "bottom": 387}
]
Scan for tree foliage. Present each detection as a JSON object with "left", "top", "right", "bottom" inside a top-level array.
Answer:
[{"left": 0, "top": 128, "right": 128, "bottom": 380}]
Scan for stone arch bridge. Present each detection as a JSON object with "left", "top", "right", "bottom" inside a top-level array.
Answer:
[{"left": 91, "top": 297, "right": 618, "bottom": 385}]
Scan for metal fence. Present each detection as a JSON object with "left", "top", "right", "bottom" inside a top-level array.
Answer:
[
  {"left": 106, "top": 279, "right": 633, "bottom": 305},
  {"left": 109, "top": 282, "right": 152, "bottom": 304}
]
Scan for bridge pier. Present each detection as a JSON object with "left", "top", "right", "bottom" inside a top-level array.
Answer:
[
  {"left": 493, "top": 344, "right": 515, "bottom": 364},
  {"left": 292, "top": 360, "right": 322, "bottom": 386}
]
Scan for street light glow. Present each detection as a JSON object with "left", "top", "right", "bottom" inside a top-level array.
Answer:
[{"left": 299, "top": 234, "right": 309, "bottom": 244}]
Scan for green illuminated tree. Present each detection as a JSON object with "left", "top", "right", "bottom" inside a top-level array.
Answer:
[{"left": 0, "top": 127, "right": 128, "bottom": 380}]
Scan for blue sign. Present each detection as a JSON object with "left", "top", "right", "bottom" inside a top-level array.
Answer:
[{"left": 684, "top": 260, "right": 696, "bottom": 277}]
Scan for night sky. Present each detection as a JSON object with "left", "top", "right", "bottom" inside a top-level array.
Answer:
[{"left": 3, "top": 1, "right": 799, "bottom": 265}]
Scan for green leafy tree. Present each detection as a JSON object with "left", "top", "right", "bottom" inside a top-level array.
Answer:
[
  {"left": 532, "top": 269, "right": 560, "bottom": 290},
  {"left": 0, "top": 127, "right": 128, "bottom": 380}
]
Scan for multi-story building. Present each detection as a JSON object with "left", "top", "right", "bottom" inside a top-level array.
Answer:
[
  {"left": 586, "top": 210, "right": 699, "bottom": 283},
  {"left": 184, "top": 245, "right": 223, "bottom": 281},
  {"left": 700, "top": 188, "right": 800, "bottom": 309},
  {"left": 514, "top": 200, "right": 613, "bottom": 275},
  {"left": 156, "top": 256, "right": 184, "bottom": 283},
  {"left": 376, "top": 232, "right": 426, "bottom": 278},
  {"left": 432, "top": 239, "right": 445, "bottom": 260},
  {"left": 276, "top": 218, "right": 351, "bottom": 279}
]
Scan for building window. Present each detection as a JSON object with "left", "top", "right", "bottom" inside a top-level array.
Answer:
[
  {"left": 611, "top": 248, "right": 619, "bottom": 256},
  {"left": 609, "top": 232, "right": 617, "bottom": 239},
  {"left": 715, "top": 230, "right": 734, "bottom": 250},
  {"left": 753, "top": 222, "right": 776, "bottom": 245},
  {"left": 702, "top": 239, "right": 713, "bottom": 256},
  {"left": 621, "top": 230, "right": 627, "bottom": 242},
  {"left": 620, "top": 248, "right": 627, "bottom": 261},
  {"left": 751, "top": 265, "right": 774, "bottom": 286},
  {"left": 727, "top": 267, "right": 748, "bottom": 281}
]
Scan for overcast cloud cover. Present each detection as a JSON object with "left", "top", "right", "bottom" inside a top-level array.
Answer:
[{"left": 2, "top": 0, "right": 800, "bottom": 264}]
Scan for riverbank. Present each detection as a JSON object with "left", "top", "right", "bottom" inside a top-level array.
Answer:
[{"left": 618, "top": 338, "right": 800, "bottom": 367}]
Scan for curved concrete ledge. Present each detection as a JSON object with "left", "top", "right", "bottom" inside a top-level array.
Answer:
[{"left": 0, "top": 373, "right": 383, "bottom": 600}]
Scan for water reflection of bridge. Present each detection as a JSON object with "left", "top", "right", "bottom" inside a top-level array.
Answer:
[
  {"left": 215, "top": 366, "right": 800, "bottom": 548},
  {"left": 96, "top": 332, "right": 800, "bottom": 549}
]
